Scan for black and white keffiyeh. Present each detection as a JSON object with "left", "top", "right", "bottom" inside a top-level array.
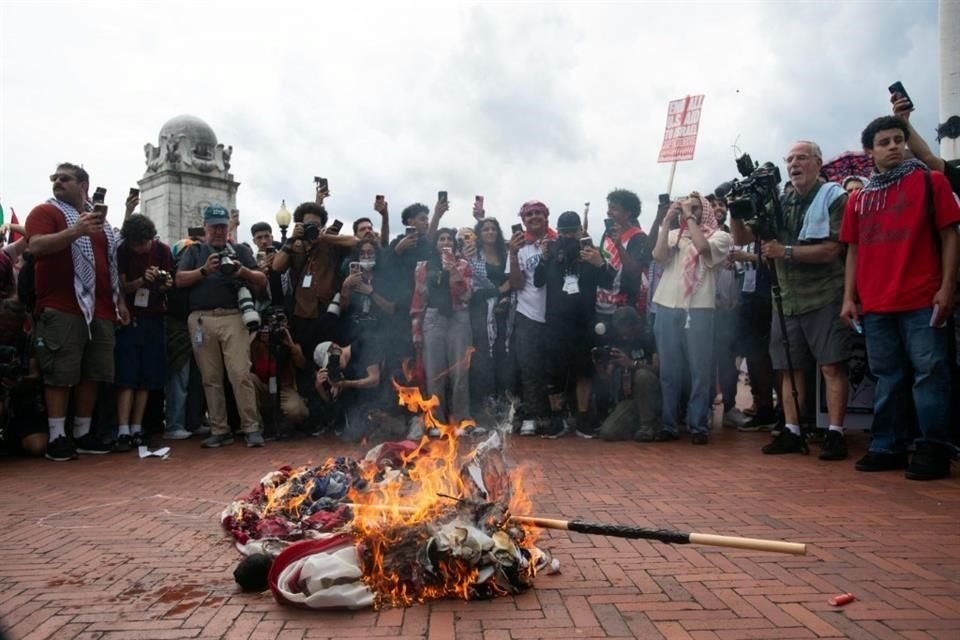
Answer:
[
  {"left": 47, "top": 198, "right": 120, "bottom": 325},
  {"left": 856, "top": 158, "right": 928, "bottom": 215}
]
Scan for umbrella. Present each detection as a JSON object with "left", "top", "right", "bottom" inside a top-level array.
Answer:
[{"left": 821, "top": 151, "right": 873, "bottom": 184}]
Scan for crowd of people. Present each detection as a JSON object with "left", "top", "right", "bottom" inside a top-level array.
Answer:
[{"left": 1, "top": 96, "right": 959, "bottom": 482}]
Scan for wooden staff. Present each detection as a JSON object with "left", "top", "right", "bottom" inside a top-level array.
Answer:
[{"left": 346, "top": 504, "right": 806, "bottom": 556}]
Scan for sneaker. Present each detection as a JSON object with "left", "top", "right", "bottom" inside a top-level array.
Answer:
[
  {"left": 519, "top": 420, "right": 537, "bottom": 436},
  {"left": 113, "top": 434, "right": 133, "bottom": 453},
  {"left": 131, "top": 432, "right": 144, "bottom": 447},
  {"left": 654, "top": 430, "right": 679, "bottom": 442},
  {"left": 737, "top": 410, "right": 777, "bottom": 432},
  {"left": 75, "top": 434, "right": 112, "bottom": 455},
  {"left": 855, "top": 451, "right": 908, "bottom": 472},
  {"left": 722, "top": 408, "right": 750, "bottom": 429},
  {"left": 201, "top": 433, "right": 235, "bottom": 448},
  {"left": 541, "top": 416, "right": 567, "bottom": 440},
  {"left": 245, "top": 432, "right": 265, "bottom": 448},
  {"left": 905, "top": 441, "right": 951, "bottom": 481},
  {"left": 761, "top": 430, "right": 808, "bottom": 455},
  {"left": 162, "top": 429, "right": 192, "bottom": 440},
  {"left": 691, "top": 433, "right": 709, "bottom": 445},
  {"left": 45, "top": 436, "right": 77, "bottom": 461},
  {"left": 574, "top": 413, "right": 596, "bottom": 439},
  {"left": 818, "top": 430, "right": 848, "bottom": 461}
]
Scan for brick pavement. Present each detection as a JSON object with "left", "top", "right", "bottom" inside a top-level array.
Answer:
[{"left": 1, "top": 422, "right": 959, "bottom": 639}]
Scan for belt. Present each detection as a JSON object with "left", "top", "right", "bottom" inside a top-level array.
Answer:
[{"left": 193, "top": 308, "right": 240, "bottom": 317}]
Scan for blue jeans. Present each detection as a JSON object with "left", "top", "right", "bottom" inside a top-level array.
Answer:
[
  {"left": 164, "top": 360, "right": 189, "bottom": 434},
  {"left": 863, "top": 308, "right": 951, "bottom": 453},
  {"left": 655, "top": 307, "right": 716, "bottom": 436}
]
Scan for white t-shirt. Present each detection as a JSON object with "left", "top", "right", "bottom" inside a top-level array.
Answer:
[
  {"left": 506, "top": 242, "right": 546, "bottom": 323},
  {"left": 652, "top": 229, "right": 732, "bottom": 310}
]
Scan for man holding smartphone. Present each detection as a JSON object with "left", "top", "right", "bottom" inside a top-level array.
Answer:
[
  {"left": 25, "top": 163, "right": 128, "bottom": 461},
  {"left": 840, "top": 115, "right": 960, "bottom": 480}
]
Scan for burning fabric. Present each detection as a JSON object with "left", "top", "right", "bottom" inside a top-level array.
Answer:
[{"left": 222, "top": 384, "right": 557, "bottom": 610}]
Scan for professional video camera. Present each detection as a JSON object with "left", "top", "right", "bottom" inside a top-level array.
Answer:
[{"left": 714, "top": 153, "right": 782, "bottom": 239}]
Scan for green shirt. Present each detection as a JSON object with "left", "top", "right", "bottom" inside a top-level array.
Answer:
[{"left": 772, "top": 182, "right": 848, "bottom": 316}]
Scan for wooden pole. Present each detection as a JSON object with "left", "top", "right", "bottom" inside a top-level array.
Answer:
[{"left": 665, "top": 160, "right": 678, "bottom": 198}]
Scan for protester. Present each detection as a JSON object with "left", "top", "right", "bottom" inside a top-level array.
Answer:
[
  {"left": 842, "top": 176, "right": 869, "bottom": 195},
  {"left": 113, "top": 214, "right": 174, "bottom": 452},
  {"left": 596, "top": 189, "right": 651, "bottom": 324},
  {"left": 507, "top": 201, "right": 556, "bottom": 436},
  {"left": 176, "top": 205, "right": 267, "bottom": 448},
  {"left": 466, "top": 217, "right": 514, "bottom": 428},
  {"left": 410, "top": 228, "right": 474, "bottom": 434},
  {"left": 651, "top": 193, "right": 733, "bottom": 445},
  {"left": 534, "top": 211, "right": 612, "bottom": 438},
  {"left": 26, "top": 163, "right": 128, "bottom": 461},
  {"left": 251, "top": 222, "right": 285, "bottom": 307},
  {"left": 595, "top": 307, "right": 661, "bottom": 441},
  {"left": 840, "top": 115, "right": 960, "bottom": 480},
  {"left": 730, "top": 141, "right": 852, "bottom": 461},
  {"left": 339, "top": 238, "right": 395, "bottom": 348}
]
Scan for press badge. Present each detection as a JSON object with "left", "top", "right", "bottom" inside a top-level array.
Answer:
[
  {"left": 193, "top": 327, "right": 204, "bottom": 346},
  {"left": 562, "top": 275, "right": 580, "bottom": 295},
  {"left": 269, "top": 376, "right": 278, "bottom": 394},
  {"left": 302, "top": 274, "right": 313, "bottom": 288},
  {"left": 742, "top": 270, "right": 757, "bottom": 294},
  {"left": 134, "top": 288, "right": 150, "bottom": 308}
]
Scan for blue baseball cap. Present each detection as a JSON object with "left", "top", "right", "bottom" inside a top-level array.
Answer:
[{"left": 203, "top": 204, "right": 230, "bottom": 225}]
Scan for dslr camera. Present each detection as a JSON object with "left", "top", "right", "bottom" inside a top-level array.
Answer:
[
  {"left": 303, "top": 222, "right": 321, "bottom": 242},
  {"left": 155, "top": 269, "right": 173, "bottom": 286},
  {"left": 715, "top": 153, "right": 782, "bottom": 239},
  {"left": 218, "top": 245, "right": 240, "bottom": 276},
  {"left": 237, "top": 285, "right": 260, "bottom": 330}
]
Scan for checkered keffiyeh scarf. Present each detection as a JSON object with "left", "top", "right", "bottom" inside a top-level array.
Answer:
[
  {"left": 47, "top": 198, "right": 120, "bottom": 325},
  {"left": 675, "top": 193, "right": 718, "bottom": 303},
  {"left": 855, "top": 158, "right": 927, "bottom": 215}
]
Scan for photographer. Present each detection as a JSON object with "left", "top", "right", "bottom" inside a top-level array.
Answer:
[
  {"left": 113, "top": 214, "right": 174, "bottom": 451},
  {"left": 0, "top": 297, "right": 47, "bottom": 457},
  {"left": 651, "top": 193, "right": 732, "bottom": 445},
  {"left": 340, "top": 238, "right": 395, "bottom": 347},
  {"left": 176, "top": 205, "right": 266, "bottom": 448},
  {"left": 313, "top": 338, "right": 387, "bottom": 443},
  {"left": 250, "top": 310, "right": 309, "bottom": 430},
  {"left": 595, "top": 307, "right": 661, "bottom": 442},
  {"left": 251, "top": 222, "right": 285, "bottom": 307},
  {"left": 533, "top": 211, "right": 613, "bottom": 438},
  {"left": 272, "top": 202, "right": 356, "bottom": 365},
  {"left": 729, "top": 141, "right": 851, "bottom": 461}
]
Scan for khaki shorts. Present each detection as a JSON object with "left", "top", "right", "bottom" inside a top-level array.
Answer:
[
  {"left": 769, "top": 295, "right": 853, "bottom": 370},
  {"left": 35, "top": 308, "right": 115, "bottom": 387}
]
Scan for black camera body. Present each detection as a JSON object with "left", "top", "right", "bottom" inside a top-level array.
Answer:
[
  {"left": 218, "top": 246, "right": 239, "bottom": 276},
  {"left": 303, "top": 222, "right": 321, "bottom": 242},
  {"left": 716, "top": 153, "right": 782, "bottom": 240},
  {"left": 155, "top": 270, "right": 173, "bottom": 286}
]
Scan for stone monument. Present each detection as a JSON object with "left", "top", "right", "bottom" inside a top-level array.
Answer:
[{"left": 138, "top": 114, "right": 239, "bottom": 243}]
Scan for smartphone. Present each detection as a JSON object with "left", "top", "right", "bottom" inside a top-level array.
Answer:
[
  {"left": 405, "top": 226, "right": 417, "bottom": 236},
  {"left": 888, "top": 81, "right": 914, "bottom": 111},
  {"left": 349, "top": 261, "right": 361, "bottom": 275},
  {"left": 579, "top": 237, "right": 594, "bottom": 249},
  {"left": 438, "top": 190, "right": 448, "bottom": 203},
  {"left": 256, "top": 251, "right": 266, "bottom": 263},
  {"left": 315, "top": 176, "right": 329, "bottom": 192},
  {"left": 475, "top": 195, "right": 484, "bottom": 208},
  {"left": 511, "top": 223, "right": 523, "bottom": 235},
  {"left": 441, "top": 246, "right": 453, "bottom": 259},
  {"left": 604, "top": 218, "right": 616, "bottom": 232},
  {"left": 129, "top": 187, "right": 140, "bottom": 199},
  {"left": 93, "top": 187, "right": 106, "bottom": 204},
  {"left": 375, "top": 194, "right": 385, "bottom": 202},
  {"left": 92, "top": 203, "right": 108, "bottom": 219},
  {"left": 328, "top": 219, "right": 343, "bottom": 235},
  {"left": 658, "top": 193, "right": 670, "bottom": 206}
]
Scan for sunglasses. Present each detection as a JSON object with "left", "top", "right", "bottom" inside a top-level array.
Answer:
[{"left": 49, "top": 173, "right": 76, "bottom": 183}]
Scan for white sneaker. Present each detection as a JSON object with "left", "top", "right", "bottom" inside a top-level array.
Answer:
[
  {"left": 162, "top": 429, "right": 192, "bottom": 440},
  {"left": 722, "top": 408, "right": 750, "bottom": 428},
  {"left": 519, "top": 420, "right": 536, "bottom": 436}
]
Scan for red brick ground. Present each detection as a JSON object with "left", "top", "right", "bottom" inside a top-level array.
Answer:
[{"left": 2, "top": 420, "right": 959, "bottom": 639}]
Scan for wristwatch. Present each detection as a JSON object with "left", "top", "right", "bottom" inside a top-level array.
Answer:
[
  {"left": 784, "top": 245, "right": 794, "bottom": 261},
  {"left": 200, "top": 267, "right": 208, "bottom": 278}
]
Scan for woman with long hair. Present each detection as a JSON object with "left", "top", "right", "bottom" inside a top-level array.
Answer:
[
  {"left": 465, "top": 218, "right": 514, "bottom": 426},
  {"left": 339, "top": 238, "right": 395, "bottom": 347},
  {"left": 410, "top": 228, "right": 474, "bottom": 434}
]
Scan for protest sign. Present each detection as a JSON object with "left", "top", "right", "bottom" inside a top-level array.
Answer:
[{"left": 657, "top": 95, "right": 704, "bottom": 163}]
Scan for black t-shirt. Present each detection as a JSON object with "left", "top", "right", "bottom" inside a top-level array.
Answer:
[
  {"left": 535, "top": 250, "right": 614, "bottom": 327},
  {"left": 385, "top": 235, "right": 431, "bottom": 310},
  {"left": 943, "top": 161, "right": 960, "bottom": 197},
  {"left": 178, "top": 242, "right": 258, "bottom": 311}
]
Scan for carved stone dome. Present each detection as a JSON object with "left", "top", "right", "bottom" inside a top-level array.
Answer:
[{"left": 158, "top": 114, "right": 218, "bottom": 147}]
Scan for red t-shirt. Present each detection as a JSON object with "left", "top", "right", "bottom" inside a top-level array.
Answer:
[
  {"left": 117, "top": 240, "right": 174, "bottom": 317},
  {"left": 25, "top": 203, "right": 116, "bottom": 320},
  {"left": 840, "top": 169, "right": 960, "bottom": 314}
]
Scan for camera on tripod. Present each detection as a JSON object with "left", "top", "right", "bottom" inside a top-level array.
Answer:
[{"left": 715, "top": 153, "right": 782, "bottom": 239}]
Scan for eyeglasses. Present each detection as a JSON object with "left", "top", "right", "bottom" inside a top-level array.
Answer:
[
  {"left": 49, "top": 173, "right": 76, "bottom": 183},
  {"left": 784, "top": 154, "right": 812, "bottom": 164}
]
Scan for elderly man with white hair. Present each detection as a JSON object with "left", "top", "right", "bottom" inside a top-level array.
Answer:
[{"left": 730, "top": 140, "right": 853, "bottom": 462}]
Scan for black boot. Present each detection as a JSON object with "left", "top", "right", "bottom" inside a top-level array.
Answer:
[{"left": 905, "top": 441, "right": 951, "bottom": 481}]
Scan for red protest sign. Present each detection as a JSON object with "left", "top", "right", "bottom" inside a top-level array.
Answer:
[{"left": 657, "top": 95, "right": 705, "bottom": 163}]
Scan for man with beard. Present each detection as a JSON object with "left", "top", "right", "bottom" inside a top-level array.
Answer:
[
  {"left": 841, "top": 115, "right": 960, "bottom": 480},
  {"left": 730, "top": 141, "right": 852, "bottom": 461}
]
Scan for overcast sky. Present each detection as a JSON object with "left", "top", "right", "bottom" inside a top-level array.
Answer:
[{"left": 0, "top": 0, "right": 942, "bottom": 242}]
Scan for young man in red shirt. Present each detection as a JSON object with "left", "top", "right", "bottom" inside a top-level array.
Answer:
[
  {"left": 840, "top": 116, "right": 960, "bottom": 480},
  {"left": 25, "top": 163, "right": 129, "bottom": 461}
]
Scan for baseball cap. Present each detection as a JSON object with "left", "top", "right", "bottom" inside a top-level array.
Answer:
[
  {"left": 203, "top": 204, "right": 230, "bottom": 225},
  {"left": 556, "top": 211, "right": 582, "bottom": 232}
]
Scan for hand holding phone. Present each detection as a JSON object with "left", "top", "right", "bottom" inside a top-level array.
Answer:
[
  {"left": 888, "top": 81, "right": 914, "bottom": 112},
  {"left": 328, "top": 219, "right": 343, "bottom": 235}
]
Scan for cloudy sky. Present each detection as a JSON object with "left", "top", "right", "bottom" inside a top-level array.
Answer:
[{"left": 0, "top": 0, "right": 943, "bottom": 242}]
